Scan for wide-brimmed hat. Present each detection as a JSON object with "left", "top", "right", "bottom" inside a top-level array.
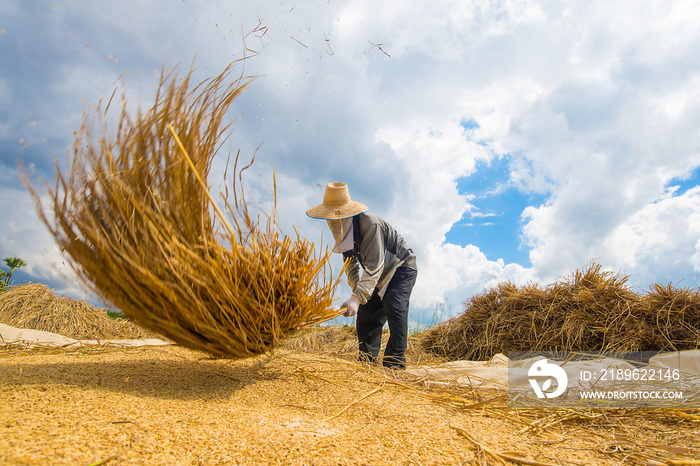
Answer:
[{"left": 306, "top": 182, "right": 368, "bottom": 220}]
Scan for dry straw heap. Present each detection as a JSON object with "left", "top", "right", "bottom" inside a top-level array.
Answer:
[
  {"left": 421, "top": 262, "right": 700, "bottom": 361},
  {"left": 23, "top": 63, "right": 342, "bottom": 358},
  {"left": 0, "top": 283, "right": 155, "bottom": 340}
]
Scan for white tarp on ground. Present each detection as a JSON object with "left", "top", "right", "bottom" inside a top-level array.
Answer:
[
  {"left": 650, "top": 350, "right": 700, "bottom": 375},
  {"left": 406, "top": 354, "right": 510, "bottom": 389},
  {"left": 0, "top": 323, "right": 171, "bottom": 348},
  {"left": 407, "top": 351, "right": 700, "bottom": 391}
]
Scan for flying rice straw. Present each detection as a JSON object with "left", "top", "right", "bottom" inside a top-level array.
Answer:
[{"left": 23, "top": 61, "right": 344, "bottom": 358}]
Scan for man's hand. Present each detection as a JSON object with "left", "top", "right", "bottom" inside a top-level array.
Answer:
[{"left": 341, "top": 295, "right": 360, "bottom": 317}]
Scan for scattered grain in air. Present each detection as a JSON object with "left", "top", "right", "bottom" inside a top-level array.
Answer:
[
  {"left": 0, "top": 30, "right": 4, "bottom": 34},
  {"left": 19, "top": 138, "right": 25, "bottom": 144},
  {"left": 68, "top": 30, "right": 71, "bottom": 35}
]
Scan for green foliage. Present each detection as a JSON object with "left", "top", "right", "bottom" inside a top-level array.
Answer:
[
  {"left": 4, "top": 257, "right": 27, "bottom": 269},
  {"left": 105, "top": 309, "right": 124, "bottom": 320},
  {"left": 3, "top": 256, "right": 27, "bottom": 286}
]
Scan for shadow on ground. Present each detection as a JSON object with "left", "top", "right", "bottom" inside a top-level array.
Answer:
[{"left": 0, "top": 348, "right": 282, "bottom": 401}]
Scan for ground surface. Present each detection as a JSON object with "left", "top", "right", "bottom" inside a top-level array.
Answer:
[{"left": 1, "top": 344, "right": 699, "bottom": 465}]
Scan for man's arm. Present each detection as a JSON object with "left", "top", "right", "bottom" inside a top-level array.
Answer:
[
  {"left": 351, "top": 224, "right": 385, "bottom": 304},
  {"left": 346, "top": 256, "right": 360, "bottom": 290}
]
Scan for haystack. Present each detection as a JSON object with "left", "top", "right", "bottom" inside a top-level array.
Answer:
[
  {"left": 0, "top": 283, "right": 155, "bottom": 340},
  {"left": 420, "top": 262, "right": 700, "bottom": 361},
  {"left": 23, "top": 62, "right": 342, "bottom": 358},
  {"left": 640, "top": 283, "right": 700, "bottom": 351},
  {"left": 283, "top": 326, "right": 358, "bottom": 356}
]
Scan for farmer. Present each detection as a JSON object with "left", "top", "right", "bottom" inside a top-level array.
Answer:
[{"left": 307, "top": 182, "right": 418, "bottom": 369}]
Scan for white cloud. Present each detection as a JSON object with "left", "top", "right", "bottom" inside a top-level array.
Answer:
[
  {"left": 374, "top": 120, "right": 533, "bottom": 311},
  {"left": 498, "top": 0, "right": 700, "bottom": 285},
  {"left": 604, "top": 186, "right": 700, "bottom": 285},
  {"left": 471, "top": 212, "right": 499, "bottom": 219},
  {"left": 336, "top": 0, "right": 546, "bottom": 61},
  {"left": 0, "top": 185, "right": 86, "bottom": 298}
]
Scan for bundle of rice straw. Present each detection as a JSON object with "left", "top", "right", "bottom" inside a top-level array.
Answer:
[
  {"left": 420, "top": 262, "right": 699, "bottom": 361},
  {"left": 23, "top": 63, "right": 342, "bottom": 358},
  {"left": 0, "top": 283, "right": 155, "bottom": 340},
  {"left": 640, "top": 283, "right": 700, "bottom": 351}
]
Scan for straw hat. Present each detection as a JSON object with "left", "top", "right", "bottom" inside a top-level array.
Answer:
[{"left": 306, "top": 182, "right": 368, "bottom": 219}]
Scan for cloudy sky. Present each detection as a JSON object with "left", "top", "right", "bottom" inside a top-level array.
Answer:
[{"left": 2, "top": 0, "right": 700, "bottom": 325}]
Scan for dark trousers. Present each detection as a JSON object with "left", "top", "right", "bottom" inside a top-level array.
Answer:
[{"left": 356, "top": 267, "right": 417, "bottom": 369}]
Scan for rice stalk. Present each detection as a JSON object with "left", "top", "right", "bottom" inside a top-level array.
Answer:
[{"left": 21, "top": 61, "right": 342, "bottom": 358}]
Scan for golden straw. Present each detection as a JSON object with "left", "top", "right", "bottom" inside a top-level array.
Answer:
[{"left": 22, "top": 61, "right": 344, "bottom": 358}]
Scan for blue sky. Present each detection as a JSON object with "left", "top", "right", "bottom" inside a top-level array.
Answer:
[
  {"left": 445, "top": 153, "right": 549, "bottom": 266},
  {"left": 2, "top": 0, "right": 700, "bottom": 327}
]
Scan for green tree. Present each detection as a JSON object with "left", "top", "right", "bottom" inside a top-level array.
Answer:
[
  {"left": 4, "top": 257, "right": 27, "bottom": 285},
  {"left": 0, "top": 270, "right": 6, "bottom": 292}
]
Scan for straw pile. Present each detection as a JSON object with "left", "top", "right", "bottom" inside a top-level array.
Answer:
[
  {"left": 420, "top": 262, "right": 700, "bottom": 361},
  {"left": 640, "top": 282, "right": 700, "bottom": 351},
  {"left": 282, "top": 326, "right": 358, "bottom": 356},
  {"left": 0, "top": 283, "right": 155, "bottom": 340},
  {"left": 23, "top": 62, "right": 342, "bottom": 358}
]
